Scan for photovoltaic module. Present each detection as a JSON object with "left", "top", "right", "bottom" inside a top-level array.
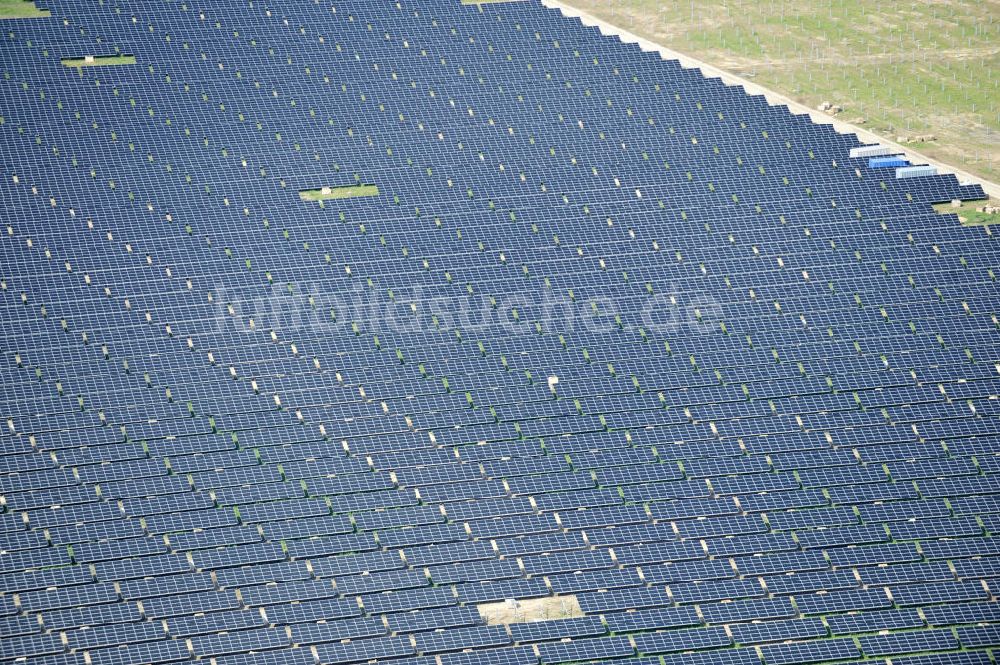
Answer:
[{"left": 0, "top": 1, "right": 997, "bottom": 664}]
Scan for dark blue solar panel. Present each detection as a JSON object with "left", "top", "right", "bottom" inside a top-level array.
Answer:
[
  {"left": 0, "top": 0, "right": 996, "bottom": 663},
  {"left": 633, "top": 627, "right": 731, "bottom": 654},
  {"left": 760, "top": 638, "right": 860, "bottom": 665},
  {"left": 537, "top": 636, "right": 634, "bottom": 663},
  {"left": 892, "top": 654, "right": 991, "bottom": 665}
]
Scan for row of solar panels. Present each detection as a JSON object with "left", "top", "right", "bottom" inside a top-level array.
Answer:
[
  {"left": 1, "top": 2, "right": 996, "bottom": 665},
  {"left": 1, "top": 5, "right": 984, "bottom": 210}
]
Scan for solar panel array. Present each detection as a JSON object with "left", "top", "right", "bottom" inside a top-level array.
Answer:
[{"left": 0, "top": 0, "right": 997, "bottom": 664}]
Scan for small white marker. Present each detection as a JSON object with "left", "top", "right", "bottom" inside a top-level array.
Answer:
[{"left": 547, "top": 375, "right": 559, "bottom": 394}]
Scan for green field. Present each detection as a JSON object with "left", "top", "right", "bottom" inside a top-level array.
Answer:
[
  {"left": 0, "top": 0, "right": 48, "bottom": 18},
  {"left": 559, "top": 0, "right": 1000, "bottom": 184},
  {"left": 934, "top": 199, "right": 1000, "bottom": 226}
]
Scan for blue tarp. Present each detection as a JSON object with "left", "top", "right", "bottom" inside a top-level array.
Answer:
[{"left": 870, "top": 156, "right": 909, "bottom": 168}]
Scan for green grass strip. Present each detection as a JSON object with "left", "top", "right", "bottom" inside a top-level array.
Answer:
[
  {"left": 0, "top": 0, "right": 48, "bottom": 19},
  {"left": 299, "top": 184, "right": 379, "bottom": 202},
  {"left": 61, "top": 55, "right": 137, "bottom": 68},
  {"left": 958, "top": 210, "right": 1000, "bottom": 226},
  {"left": 932, "top": 198, "right": 1000, "bottom": 226}
]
